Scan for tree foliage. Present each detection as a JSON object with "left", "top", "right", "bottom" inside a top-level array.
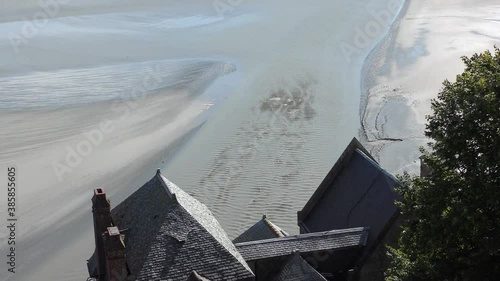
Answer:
[{"left": 386, "top": 47, "right": 500, "bottom": 281}]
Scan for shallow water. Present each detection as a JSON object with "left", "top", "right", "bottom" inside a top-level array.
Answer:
[
  {"left": 0, "top": 59, "right": 235, "bottom": 110},
  {"left": 0, "top": 0, "right": 403, "bottom": 279}
]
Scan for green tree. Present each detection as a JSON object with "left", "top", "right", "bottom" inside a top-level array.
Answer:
[{"left": 386, "top": 47, "right": 500, "bottom": 281}]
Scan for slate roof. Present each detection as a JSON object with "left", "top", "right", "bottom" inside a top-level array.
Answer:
[
  {"left": 297, "top": 137, "right": 400, "bottom": 261},
  {"left": 233, "top": 215, "right": 289, "bottom": 243},
  {"left": 235, "top": 227, "right": 369, "bottom": 261},
  {"left": 298, "top": 138, "right": 376, "bottom": 223},
  {"left": 111, "top": 169, "right": 254, "bottom": 281},
  {"left": 86, "top": 252, "right": 98, "bottom": 278},
  {"left": 272, "top": 251, "right": 327, "bottom": 281}
]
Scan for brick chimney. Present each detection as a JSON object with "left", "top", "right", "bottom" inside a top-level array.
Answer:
[
  {"left": 92, "top": 188, "right": 113, "bottom": 280},
  {"left": 104, "top": 227, "right": 129, "bottom": 281}
]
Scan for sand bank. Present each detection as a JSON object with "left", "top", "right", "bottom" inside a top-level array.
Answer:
[
  {"left": 0, "top": 89, "right": 209, "bottom": 280},
  {"left": 362, "top": 0, "right": 500, "bottom": 175},
  {"left": 0, "top": 0, "right": 407, "bottom": 279}
]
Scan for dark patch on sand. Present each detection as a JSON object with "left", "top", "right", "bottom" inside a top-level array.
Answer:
[{"left": 259, "top": 77, "right": 317, "bottom": 124}]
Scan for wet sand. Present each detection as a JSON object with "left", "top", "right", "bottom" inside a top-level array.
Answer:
[
  {"left": 0, "top": 0, "right": 409, "bottom": 280},
  {"left": 361, "top": 0, "right": 500, "bottom": 175}
]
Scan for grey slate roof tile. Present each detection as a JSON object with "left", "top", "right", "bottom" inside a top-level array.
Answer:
[
  {"left": 87, "top": 252, "right": 97, "bottom": 277},
  {"left": 111, "top": 170, "right": 254, "bottom": 281},
  {"left": 235, "top": 227, "right": 369, "bottom": 261},
  {"left": 233, "top": 215, "right": 289, "bottom": 243},
  {"left": 297, "top": 138, "right": 400, "bottom": 261},
  {"left": 298, "top": 138, "right": 378, "bottom": 224},
  {"left": 272, "top": 251, "right": 327, "bottom": 281}
]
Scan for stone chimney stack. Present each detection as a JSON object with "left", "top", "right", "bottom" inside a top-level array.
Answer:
[
  {"left": 104, "top": 227, "right": 129, "bottom": 281},
  {"left": 92, "top": 188, "right": 113, "bottom": 280}
]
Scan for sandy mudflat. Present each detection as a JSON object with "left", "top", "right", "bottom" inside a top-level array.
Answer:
[
  {"left": 362, "top": 0, "right": 500, "bottom": 175},
  {"left": 0, "top": 0, "right": 420, "bottom": 280},
  {"left": 0, "top": 90, "right": 208, "bottom": 280}
]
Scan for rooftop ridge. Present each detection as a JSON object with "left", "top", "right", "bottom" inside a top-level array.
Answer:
[
  {"left": 156, "top": 168, "right": 176, "bottom": 201},
  {"left": 235, "top": 227, "right": 369, "bottom": 262},
  {"left": 235, "top": 226, "right": 369, "bottom": 247},
  {"left": 188, "top": 270, "right": 211, "bottom": 281},
  {"left": 262, "top": 215, "right": 288, "bottom": 238}
]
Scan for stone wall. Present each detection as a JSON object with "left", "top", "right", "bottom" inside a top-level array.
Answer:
[{"left": 357, "top": 216, "right": 402, "bottom": 281}]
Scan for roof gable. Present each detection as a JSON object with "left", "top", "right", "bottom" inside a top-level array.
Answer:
[
  {"left": 297, "top": 138, "right": 400, "bottom": 259},
  {"left": 111, "top": 170, "right": 254, "bottom": 280},
  {"left": 188, "top": 271, "right": 211, "bottom": 281},
  {"left": 272, "top": 251, "right": 327, "bottom": 281},
  {"left": 297, "top": 137, "right": 376, "bottom": 222},
  {"left": 233, "top": 215, "right": 289, "bottom": 243}
]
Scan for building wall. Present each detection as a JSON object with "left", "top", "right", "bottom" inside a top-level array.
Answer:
[{"left": 357, "top": 216, "right": 402, "bottom": 281}]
